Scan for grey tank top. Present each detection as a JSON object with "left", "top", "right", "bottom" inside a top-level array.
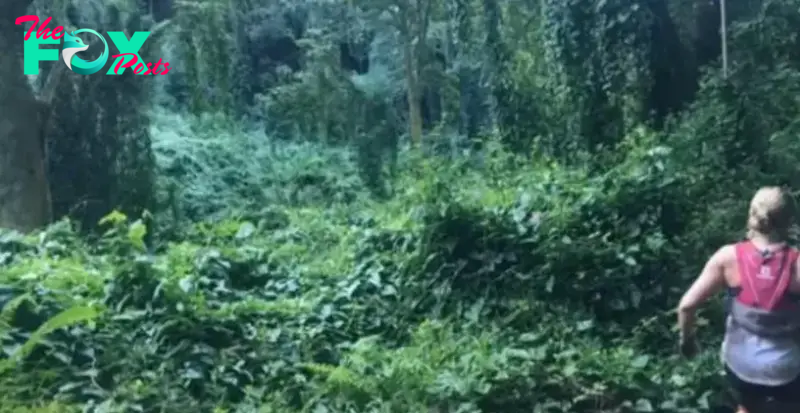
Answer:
[
  {"left": 722, "top": 244, "right": 800, "bottom": 385},
  {"left": 722, "top": 316, "right": 800, "bottom": 385}
]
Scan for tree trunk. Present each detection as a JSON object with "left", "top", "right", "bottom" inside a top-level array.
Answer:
[
  {"left": 482, "top": 0, "right": 502, "bottom": 131},
  {"left": 448, "top": 0, "right": 477, "bottom": 138},
  {"left": 403, "top": 40, "right": 423, "bottom": 146},
  {"left": 0, "top": 0, "right": 53, "bottom": 232}
]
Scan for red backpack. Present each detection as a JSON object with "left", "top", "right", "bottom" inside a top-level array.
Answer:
[
  {"left": 728, "top": 241, "right": 800, "bottom": 338},
  {"left": 734, "top": 241, "right": 799, "bottom": 311}
]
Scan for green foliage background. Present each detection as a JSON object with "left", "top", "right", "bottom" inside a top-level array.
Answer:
[{"left": 5, "top": 0, "right": 800, "bottom": 411}]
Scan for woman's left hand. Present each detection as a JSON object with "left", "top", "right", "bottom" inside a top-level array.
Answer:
[{"left": 679, "top": 335, "right": 699, "bottom": 359}]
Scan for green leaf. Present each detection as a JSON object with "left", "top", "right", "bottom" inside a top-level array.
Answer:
[
  {"left": 670, "top": 374, "right": 688, "bottom": 387},
  {"left": 128, "top": 219, "right": 147, "bottom": 250},
  {"left": 99, "top": 210, "right": 127, "bottom": 226},
  {"left": 576, "top": 320, "right": 593, "bottom": 331},
  {"left": 0, "top": 293, "right": 32, "bottom": 322},
  {"left": 631, "top": 355, "right": 649, "bottom": 369},
  {"left": 235, "top": 222, "right": 256, "bottom": 239},
  {"left": 634, "top": 399, "right": 653, "bottom": 412},
  {"left": 0, "top": 305, "right": 101, "bottom": 374}
]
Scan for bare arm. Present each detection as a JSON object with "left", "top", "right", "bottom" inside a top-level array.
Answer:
[{"left": 677, "top": 246, "right": 730, "bottom": 339}]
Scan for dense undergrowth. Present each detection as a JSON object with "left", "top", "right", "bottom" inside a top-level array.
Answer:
[{"left": 1, "top": 110, "right": 773, "bottom": 412}]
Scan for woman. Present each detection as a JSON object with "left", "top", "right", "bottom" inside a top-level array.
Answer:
[{"left": 678, "top": 187, "right": 800, "bottom": 413}]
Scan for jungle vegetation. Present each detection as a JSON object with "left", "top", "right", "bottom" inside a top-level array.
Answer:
[{"left": 1, "top": 0, "right": 799, "bottom": 411}]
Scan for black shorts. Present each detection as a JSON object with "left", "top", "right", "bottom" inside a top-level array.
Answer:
[{"left": 725, "top": 364, "right": 800, "bottom": 409}]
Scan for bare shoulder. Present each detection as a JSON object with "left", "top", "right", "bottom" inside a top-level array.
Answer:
[
  {"left": 711, "top": 244, "right": 737, "bottom": 266},
  {"left": 712, "top": 244, "right": 738, "bottom": 286}
]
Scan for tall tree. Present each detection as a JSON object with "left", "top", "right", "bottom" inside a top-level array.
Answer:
[
  {"left": 0, "top": 0, "right": 57, "bottom": 232},
  {"left": 397, "top": 0, "right": 432, "bottom": 146},
  {"left": 357, "top": 0, "right": 433, "bottom": 146},
  {"left": 482, "top": 0, "right": 502, "bottom": 131},
  {"left": 447, "top": 0, "right": 479, "bottom": 138}
]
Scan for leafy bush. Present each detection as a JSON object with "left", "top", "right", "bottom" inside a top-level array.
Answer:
[{"left": 150, "top": 109, "right": 368, "bottom": 226}]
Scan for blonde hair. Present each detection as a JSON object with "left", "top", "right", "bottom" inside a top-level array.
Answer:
[{"left": 746, "top": 186, "right": 795, "bottom": 241}]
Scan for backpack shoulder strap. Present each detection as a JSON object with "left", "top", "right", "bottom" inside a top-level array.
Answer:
[
  {"left": 734, "top": 241, "right": 753, "bottom": 284},
  {"left": 734, "top": 241, "right": 755, "bottom": 303},
  {"left": 782, "top": 247, "right": 800, "bottom": 293},
  {"left": 766, "top": 247, "right": 794, "bottom": 309}
]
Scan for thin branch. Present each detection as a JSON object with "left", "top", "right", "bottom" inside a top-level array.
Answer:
[
  {"left": 720, "top": 0, "right": 728, "bottom": 78},
  {"left": 419, "top": 0, "right": 432, "bottom": 39},
  {"left": 147, "top": 19, "right": 172, "bottom": 43}
]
